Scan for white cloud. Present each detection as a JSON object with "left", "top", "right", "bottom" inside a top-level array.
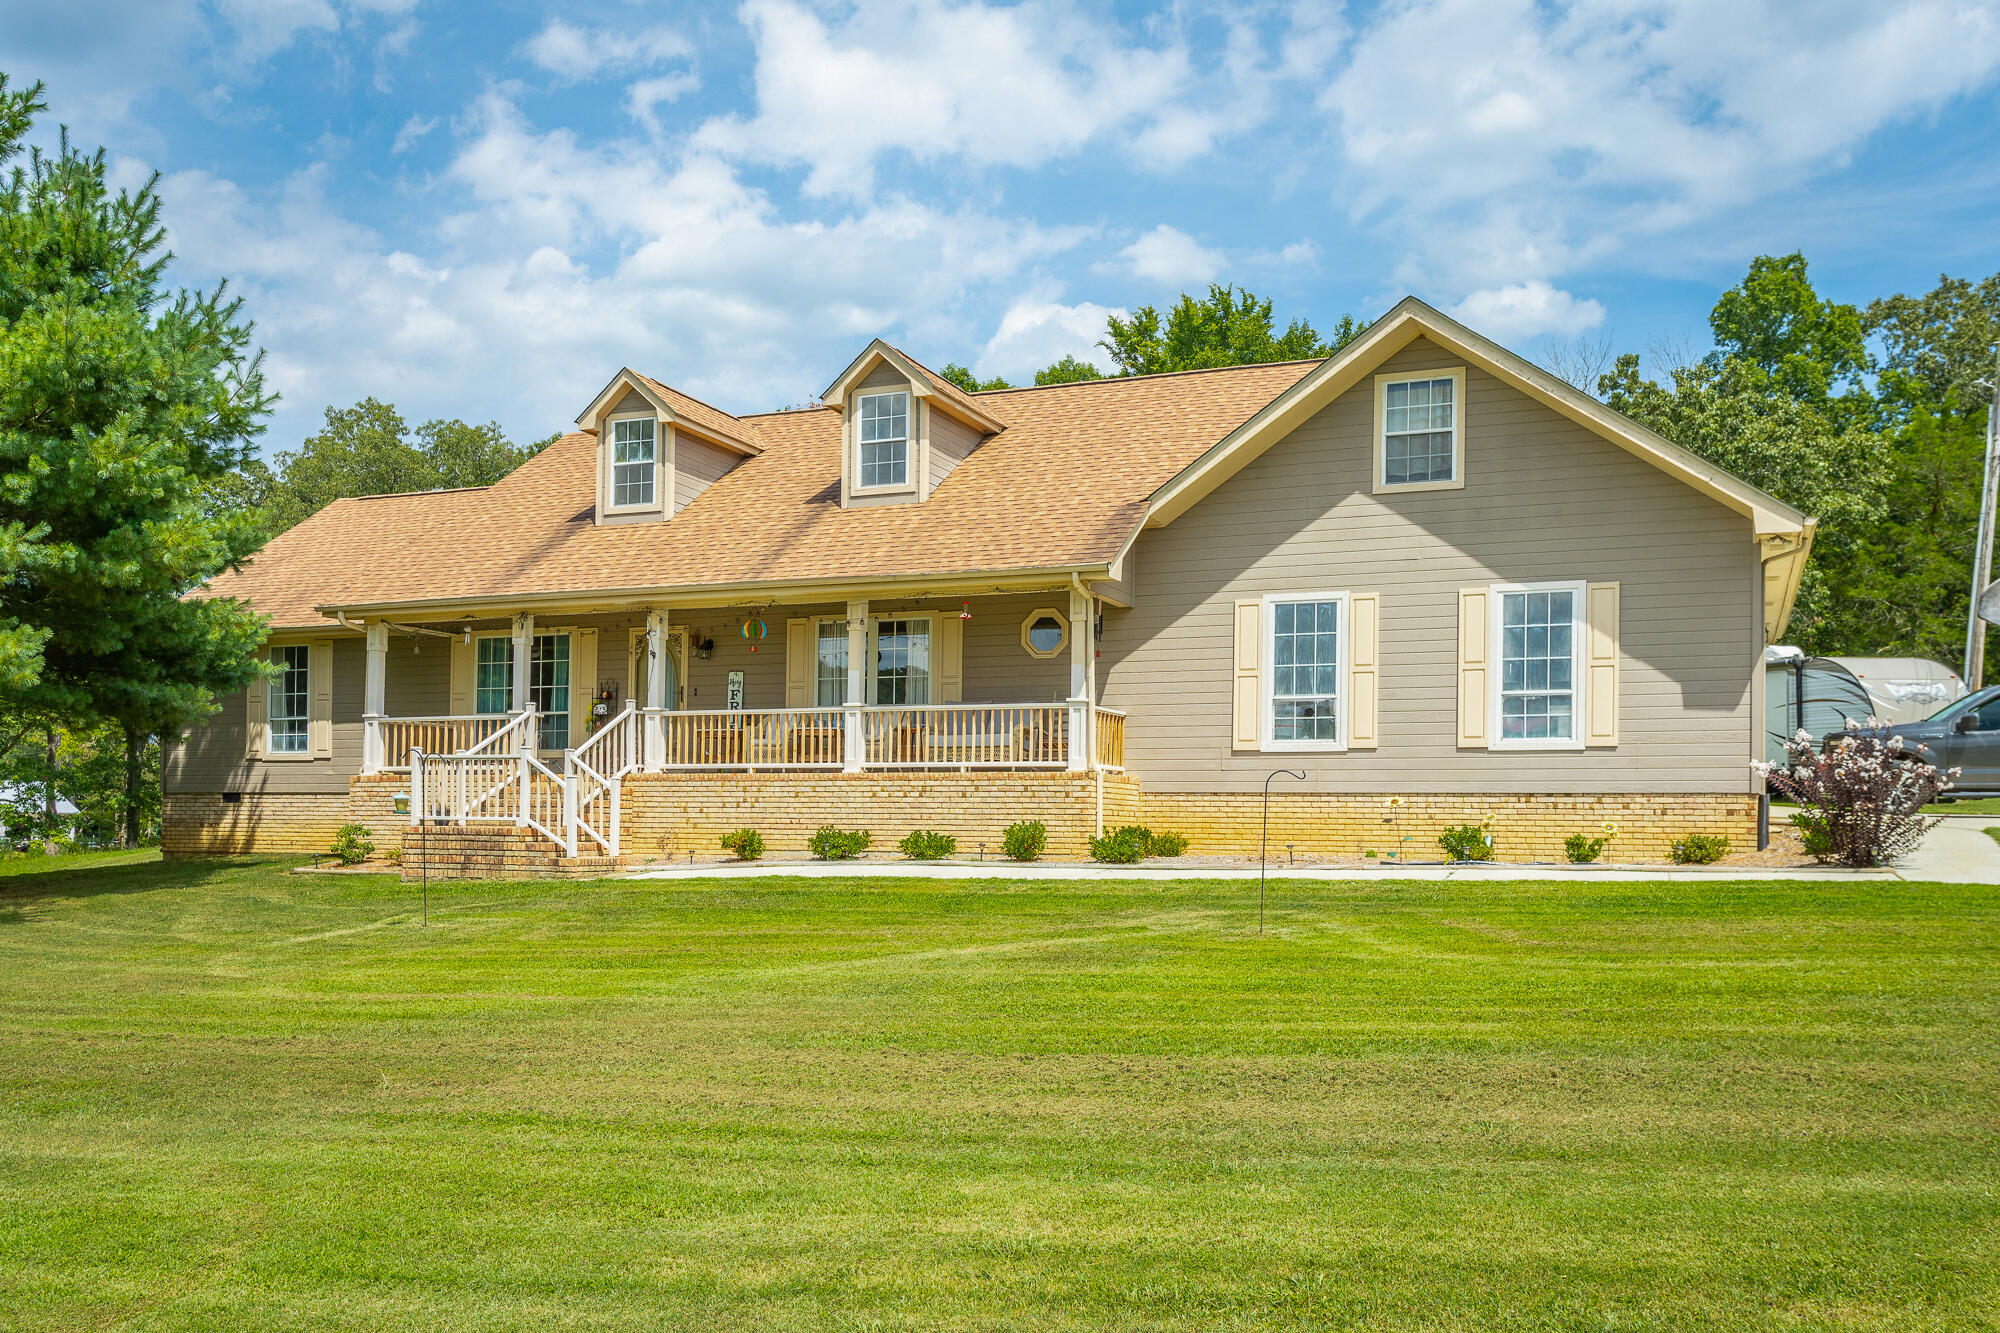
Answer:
[
  {"left": 1321, "top": 0, "right": 2000, "bottom": 293},
  {"left": 520, "top": 19, "right": 691, "bottom": 83},
  {"left": 390, "top": 114, "right": 435, "bottom": 155},
  {"left": 977, "top": 291, "right": 1124, "bottom": 380},
  {"left": 695, "top": 0, "right": 1202, "bottom": 197},
  {"left": 1449, "top": 281, "right": 1606, "bottom": 341},
  {"left": 1118, "top": 224, "right": 1222, "bottom": 286},
  {"left": 627, "top": 74, "right": 702, "bottom": 137}
]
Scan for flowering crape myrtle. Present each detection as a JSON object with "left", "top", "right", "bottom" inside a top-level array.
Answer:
[{"left": 1757, "top": 718, "right": 1954, "bottom": 868}]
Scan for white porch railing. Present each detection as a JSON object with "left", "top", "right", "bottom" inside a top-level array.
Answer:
[
  {"left": 404, "top": 702, "right": 1126, "bottom": 861},
  {"left": 371, "top": 713, "right": 520, "bottom": 772}
]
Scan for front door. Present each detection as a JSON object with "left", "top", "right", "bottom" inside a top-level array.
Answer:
[{"left": 629, "top": 629, "right": 686, "bottom": 710}]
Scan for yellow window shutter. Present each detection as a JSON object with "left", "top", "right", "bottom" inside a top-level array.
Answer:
[
  {"left": 1458, "top": 589, "right": 1490, "bottom": 748},
  {"left": 245, "top": 646, "right": 268, "bottom": 758},
  {"left": 935, "top": 613, "right": 963, "bottom": 703},
  {"left": 1349, "top": 593, "right": 1379, "bottom": 749},
  {"left": 1232, "top": 599, "right": 1262, "bottom": 749},
  {"left": 785, "top": 619, "right": 812, "bottom": 707},
  {"left": 570, "top": 629, "right": 598, "bottom": 747},
  {"left": 449, "top": 635, "right": 474, "bottom": 713},
  {"left": 1585, "top": 581, "right": 1620, "bottom": 747},
  {"left": 309, "top": 639, "right": 333, "bottom": 758}
]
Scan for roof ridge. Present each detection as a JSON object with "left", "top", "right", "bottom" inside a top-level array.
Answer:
[
  {"left": 976, "top": 357, "right": 1329, "bottom": 397},
  {"left": 330, "top": 484, "right": 494, "bottom": 504}
]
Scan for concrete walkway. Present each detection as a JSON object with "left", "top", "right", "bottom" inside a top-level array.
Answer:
[{"left": 622, "top": 817, "right": 2000, "bottom": 884}]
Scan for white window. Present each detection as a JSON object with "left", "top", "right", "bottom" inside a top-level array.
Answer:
[
  {"left": 475, "top": 638, "right": 512, "bottom": 715},
  {"left": 1493, "top": 582, "right": 1584, "bottom": 748},
  {"left": 1377, "top": 370, "right": 1463, "bottom": 490},
  {"left": 814, "top": 619, "right": 847, "bottom": 706},
  {"left": 872, "top": 617, "right": 930, "bottom": 705},
  {"left": 856, "top": 391, "right": 909, "bottom": 489},
  {"left": 610, "top": 417, "right": 657, "bottom": 508},
  {"left": 1264, "top": 593, "right": 1347, "bottom": 750},
  {"left": 268, "top": 645, "right": 310, "bottom": 754}
]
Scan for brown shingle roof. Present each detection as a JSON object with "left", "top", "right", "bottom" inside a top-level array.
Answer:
[
  {"left": 628, "top": 372, "right": 763, "bottom": 452},
  {"left": 205, "top": 358, "right": 1319, "bottom": 627}
]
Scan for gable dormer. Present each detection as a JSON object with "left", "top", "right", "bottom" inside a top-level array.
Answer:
[
  {"left": 822, "top": 341, "right": 1005, "bottom": 508},
  {"left": 576, "top": 369, "right": 763, "bottom": 526}
]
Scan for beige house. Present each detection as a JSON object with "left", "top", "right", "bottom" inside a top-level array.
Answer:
[{"left": 167, "top": 298, "right": 1813, "bottom": 868}]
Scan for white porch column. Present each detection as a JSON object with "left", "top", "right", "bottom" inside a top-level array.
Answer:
[
  {"left": 1068, "top": 585, "right": 1095, "bottom": 772},
  {"left": 643, "top": 608, "right": 669, "bottom": 771},
  {"left": 510, "top": 613, "right": 535, "bottom": 713},
  {"left": 362, "top": 620, "right": 389, "bottom": 774},
  {"left": 843, "top": 598, "right": 868, "bottom": 773}
]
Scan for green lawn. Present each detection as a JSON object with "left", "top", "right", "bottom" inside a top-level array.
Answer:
[{"left": 2, "top": 858, "right": 1996, "bottom": 1331}]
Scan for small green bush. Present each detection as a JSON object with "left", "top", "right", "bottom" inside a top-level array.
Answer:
[
  {"left": 1669, "top": 833, "right": 1731, "bottom": 865},
  {"left": 1110, "top": 824, "right": 1154, "bottom": 855},
  {"left": 808, "top": 826, "right": 871, "bottom": 860},
  {"left": 329, "top": 823, "right": 374, "bottom": 866},
  {"left": 1438, "top": 822, "right": 1493, "bottom": 862},
  {"left": 898, "top": 829, "right": 956, "bottom": 860},
  {"left": 1564, "top": 832, "right": 1611, "bottom": 864},
  {"left": 1090, "top": 826, "right": 1148, "bottom": 863},
  {"left": 1001, "top": 820, "right": 1046, "bottom": 861},
  {"left": 720, "top": 828, "right": 765, "bottom": 861},
  {"left": 1789, "top": 810, "right": 1836, "bottom": 862},
  {"left": 1149, "top": 830, "right": 1189, "bottom": 857}
]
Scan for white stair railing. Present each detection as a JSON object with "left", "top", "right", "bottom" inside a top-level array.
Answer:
[{"left": 566, "top": 703, "right": 638, "bottom": 856}]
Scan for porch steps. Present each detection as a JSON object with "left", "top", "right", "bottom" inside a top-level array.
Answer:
[{"left": 399, "top": 823, "right": 622, "bottom": 882}]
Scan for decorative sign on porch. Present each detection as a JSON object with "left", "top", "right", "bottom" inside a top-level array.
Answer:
[{"left": 727, "top": 670, "right": 745, "bottom": 710}]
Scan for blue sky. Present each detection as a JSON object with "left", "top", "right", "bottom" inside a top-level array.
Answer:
[{"left": 5, "top": 0, "right": 2000, "bottom": 455}]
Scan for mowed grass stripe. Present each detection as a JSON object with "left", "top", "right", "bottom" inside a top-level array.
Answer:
[{"left": 0, "top": 854, "right": 1995, "bottom": 1330}]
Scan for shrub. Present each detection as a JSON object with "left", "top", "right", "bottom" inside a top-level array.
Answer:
[
  {"left": 808, "top": 826, "right": 871, "bottom": 861},
  {"left": 1669, "top": 834, "right": 1731, "bottom": 865},
  {"left": 898, "top": 829, "right": 956, "bottom": 860},
  {"left": 1001, "top": 820, "right": 1046, "bottom": 861},
  {"left": 1089, "top": 826, "right": 1148, "bottom": 863},
  {"left": 1788, "top": 809, "right": 1836, "bottom": 861},
  {"left": 1761, "top": 720, "right": 1952, "bottom": 867},
  {"left": 1438, "top": 821, "right": 1493, "bottom": 862},
  {"left": 720, "top": 828, "right": 765, "bottom": 861},
  {"left": 329, "top": 823, "right": 374, "bottom": 866},
  {"left": 1109, "top": 824, "right": 1155, "bottom": 856},
  {"left": 1564, "top": 827, "right": 1615, "bottom": 864},
  {"left": 1149, "top": 830, "right": 1189, "bottom": 857}
]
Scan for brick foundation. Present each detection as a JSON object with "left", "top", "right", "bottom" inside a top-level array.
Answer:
[
  {"left": 164, "top": 772, "right": 1757, "bottom": 865},
  {"left": 1139, "top": 791, "right": 1759, "bottom": 862},
  {"left": 619, "top": 770, "right": 1143, "bottom": 860}
]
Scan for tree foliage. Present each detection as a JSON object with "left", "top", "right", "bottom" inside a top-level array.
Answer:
[
  {"left": 1033, "top": 354, "right": 1105, "bottom": 385},
  {"left": 937, "top": 363, "right": 1012, "bottom": 393},
  {"left": 0, "top": 73, "right": 272, "bottom": 841},
  {"left": 1099, "top": 284, "right": 1362, "bottom": 376},
  {"left": 262, "top": 399, "right": 556, "bottom": 533}
]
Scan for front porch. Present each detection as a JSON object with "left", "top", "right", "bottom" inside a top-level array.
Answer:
[{"left": 347, "top": 589, "right": 1125, "bottom": 860}]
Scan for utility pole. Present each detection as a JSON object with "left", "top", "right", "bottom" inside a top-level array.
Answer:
[{"left": 1964, "top": 340, "right": 2000, "bottom": 689}]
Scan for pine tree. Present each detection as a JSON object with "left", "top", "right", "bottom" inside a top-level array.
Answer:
[{"left": 0, "top": 75, "right": 272, "bottom": 843}]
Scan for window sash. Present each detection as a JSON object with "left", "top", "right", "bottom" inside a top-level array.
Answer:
[
  {"left": 857, "top": 391, "right": 909, "bottom": 488},
  {"left": 1382, "top": 376, "right": 1456, "bottom": 485},
  {"left": 1497, "top": 588, "right": 1579, "bottom": 743},
  {"left": 473, "top": 634, "right": 571, "bottom": 749},
  {"left": 1267, "top": 598, "right": 1343, "bottom": 746},
  {"left": 475, "top": 638, "right": 513, "bottom": 715},
  {"left": 815, "top": 620, "right": 848, "bottom": 707},
  {"left": 268, "top": 645, "right": 310, "bottom": 753},
  {"left": 872, "top": 618, "right": 930, "bottom": 705},
  {"left": 611, "top": 418, "right": 656, "bottom": 508}
]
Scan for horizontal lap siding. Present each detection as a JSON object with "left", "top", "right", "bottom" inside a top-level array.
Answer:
[
  {"left": 674, "top": 436, "right": 738, "bottom": 515},
  {"left": 929, "top": 410, "right": 985, "bottom": 492},
  {"left": 1101, "top": 336, "right": 1758, "bottom": 795},
  {"left": 163, "top": 636, "right": 368, "bottom": 795}
]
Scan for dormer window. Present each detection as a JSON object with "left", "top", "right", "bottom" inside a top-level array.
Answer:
[
  {"left": 857, "top": 391, "right": 909, "bottom": 489},
  {"left": 611, "top": 417, "right": 657, "bottom": 508}
]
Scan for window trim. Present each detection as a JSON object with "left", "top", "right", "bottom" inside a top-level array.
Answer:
[
  {"left": 853, "top": 389, "right": 915, "bottom": 495},
  {"left": 604, "top": 411, "right": 664, "bottom": 515},
  {"left": 867, "top": 611, "right": 936, "bottom": 706},
  {"left": 1261, "top": 590, "right": 1350, "bottom": 754},
  {"left": 1488, "top": 579, "right": 1587, "bottom": 752},
  {"left": 263, "top": 642, "right": 314, "bottom": 762},
  {"left": 1373, "top": 367, "right": 1466, "bottom": 494},
  {"left": 1020, "top": 607, "right": 1069, "bottom": 660}
]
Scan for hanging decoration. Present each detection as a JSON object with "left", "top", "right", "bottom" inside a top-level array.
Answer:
[
  {"left": 741, "top": 618, "right": 768, "bottom": 652},
  {"left": 960, "top": 600, "right": 973, "bottom": 621}
]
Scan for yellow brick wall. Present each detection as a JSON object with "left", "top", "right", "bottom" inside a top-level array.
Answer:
[
  {"left": 162, "top": 775, "right": 410, "bottom": 856},
  {"left": 1140, "top": 791, "right": 1758, "bottom": 862},
  {"left": 620, "top": 771, "right": 1144, "bottom": 859}
]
